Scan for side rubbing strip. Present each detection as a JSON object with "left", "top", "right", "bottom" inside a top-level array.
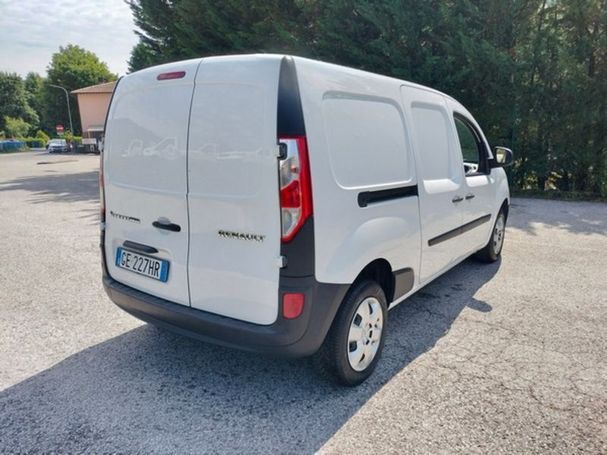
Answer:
[
  {"left": 428, "top": 214, "right": 492, "bottom": 246},
  {"left": 358, "top": 184, "right": 418, "bottom": 208}
]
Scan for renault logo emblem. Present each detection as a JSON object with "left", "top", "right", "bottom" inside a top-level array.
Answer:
[{"left": 218, "top": 230, "right": 265, "bottom": 242}]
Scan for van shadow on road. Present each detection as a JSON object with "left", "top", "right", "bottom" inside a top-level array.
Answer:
[
  {"left": 0, "top": 170, "right": 99, "bottom": 205},
  {"left": 0, "top": 259, "right": 499, "bottom": 453}
]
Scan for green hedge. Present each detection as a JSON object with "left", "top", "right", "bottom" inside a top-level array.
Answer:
[
  {"left": 20, "top": 137, "right": 46, "bottom": 148},
  {"left": 0, "top": 140, "right": 27, "bottom": 152},
  {"left": 64, "top": 135, "right": 83, "bottom": 145},
  {"left": 0, "top": 135, "right": 85, "bottom": 151},
  {"left": 15, "top": 135, "right": 84, "bottom": 148}
]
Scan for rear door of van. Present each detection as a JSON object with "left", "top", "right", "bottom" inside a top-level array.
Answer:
[
  {"left": 103, "top": 60, "right": 200, "bottom": 305},
  {"left": 187, "top": 56, "right": 283, "bottom": 325}
]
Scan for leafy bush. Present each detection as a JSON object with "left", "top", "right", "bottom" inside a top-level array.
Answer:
[
  {"left": 3, "top": 116, "right": 30, "bottom": 138},
  {"left": 63, "top": 131, "right": 82, "bottom": 144},
  {"left": 35, "top": 129, "right": 50, "bottom": 143},
  {"left": 19, "top": 137, "right": 46, "bottom": 148}
]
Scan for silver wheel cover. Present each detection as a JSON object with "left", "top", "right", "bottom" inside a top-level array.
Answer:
[
  {"left": 347, "top": 297, "right": 383, "bottom": 372},
  {"left": 493, "top": 214, "right": 505, "bottom": 254}
]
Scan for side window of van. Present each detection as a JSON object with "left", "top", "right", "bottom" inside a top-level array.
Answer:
[
  {"left": 454, "top": 115, "right": 487, "bottom": 175},
  {"left": 411, "top": 104, "right": 456, "bottom": 182},
  {"left": 323, "top": 96, "right": 411, "bottom": 188}
]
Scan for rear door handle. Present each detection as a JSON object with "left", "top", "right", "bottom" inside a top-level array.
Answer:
[
  {"left": 153, "top": 220, "right": 181, "bottom": 232},
  {"left": 465, "top": 193, "right": 475, "bottom": 200},
  {"left": 123, "top": 240, "right": 158, "bottom": 254},
  {"left": 452, "top": 195, "right": 464, "bottom": 203}
]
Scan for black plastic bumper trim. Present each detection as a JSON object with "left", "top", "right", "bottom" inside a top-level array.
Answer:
[
  {"left": 393, "top": 268, "right": 415, "bottom": 300},
  {"left": 103, "top": 274, "right": 349, "bottom": 358},
  {"left": 280, "top": 217, "right": 315, "bottom": 277}
]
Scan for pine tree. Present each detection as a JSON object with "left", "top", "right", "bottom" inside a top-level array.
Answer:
[{"left": 125, "top": 0, "right": 607, "bottom": 197}]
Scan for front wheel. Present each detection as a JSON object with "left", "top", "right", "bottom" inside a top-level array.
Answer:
[
  {"left": 475, "top": 209, "right": 506, "bottom": 262},
  {"left": 314, "top": 280, "right": 387, "bottom": 386}
]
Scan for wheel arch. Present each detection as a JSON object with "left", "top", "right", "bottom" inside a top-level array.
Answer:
[{"left": 349, "top": 258, "right": 395, "bottom": 304}]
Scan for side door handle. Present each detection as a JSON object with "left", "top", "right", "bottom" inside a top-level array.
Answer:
[
  {"left": 452, "top": 195, "right": 464, "bottom": 203},
  {"left": 465, "top": 193, "right": 475, "bottom": 200},
  {"left": 153, "top": 220, "right": 181, "bottom": 232}
]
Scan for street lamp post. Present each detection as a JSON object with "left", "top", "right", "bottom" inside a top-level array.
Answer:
[{"left": 49, "top": 84, "right": 74, "bottom": 135}]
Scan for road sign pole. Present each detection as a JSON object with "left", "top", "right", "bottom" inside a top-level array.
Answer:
[{"left": 49, "top": 84, "right": 74, "bottom": 134}]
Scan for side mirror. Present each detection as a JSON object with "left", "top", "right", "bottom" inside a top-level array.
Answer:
[{"left": 492, "top": 146, "right": 513, "bottom": 167}]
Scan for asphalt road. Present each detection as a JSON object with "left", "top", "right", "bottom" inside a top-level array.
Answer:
[{"left": 0, "top": 151, "right": 605, "bottom": 453}]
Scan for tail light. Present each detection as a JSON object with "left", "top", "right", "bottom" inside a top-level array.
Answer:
[
  {"left": 278, "top": 135, "right": 312, "bottom": 242},
  {"left": 157, "top": 71, "right": 186, "bottom": 81},
  {"left": 283, "top": 293, "right": 305, "bottom": 319}
]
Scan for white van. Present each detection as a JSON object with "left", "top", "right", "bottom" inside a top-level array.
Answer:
[{"left": 101, "top": 55, "right": 512, "bottom": 385}]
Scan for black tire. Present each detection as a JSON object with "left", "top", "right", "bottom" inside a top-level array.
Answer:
[
  {"left": 314, "top": 280, "right": 388, "bottom": 386},
  {"left": 475, "top": 209, "right": 507, "bottom": 262}
]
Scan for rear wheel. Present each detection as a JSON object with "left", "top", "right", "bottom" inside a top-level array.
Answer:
[
  {"left": 475, "top": 209, "right": 506, "bottom": 262},
  {"left": 314, "top": 280, "right": 387, "bottom": 386}
]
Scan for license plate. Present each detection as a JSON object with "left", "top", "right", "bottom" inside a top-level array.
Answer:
[{"left": 115, "top": 247, "right": 169, "bottom": 282}]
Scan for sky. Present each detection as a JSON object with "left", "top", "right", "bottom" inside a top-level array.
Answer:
[{"left": 0, "top": 0, "right": 138, "bottom": 77}]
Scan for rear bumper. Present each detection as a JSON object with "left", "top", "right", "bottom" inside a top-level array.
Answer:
[{"left": 103, "top": 274, "right": 348, "bottom": 358}]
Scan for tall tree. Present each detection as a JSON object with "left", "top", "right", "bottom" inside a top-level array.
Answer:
[
  {"left": 128, "top": 42, "right": 157, "bottom": 72},
  {"left": 559, "top": 0, "right": 607, "bottom": 194},
  {"left": 24, "top": 72, "right": 44, "bottom": 122},
  {"left": 127, "top": 0, "right": 180, "bottom": 69},
  {"left": 0, "top": 72, "right": 39, "bottom": 133},
  {"left": 125, "top": 0, "right": 607, "bottom": 196},
  {"left": 126, "top": 0, "right": 305, "bottom": 71},
  {"left": 42, "top": 45, "right": 117, "bottom": 135}
]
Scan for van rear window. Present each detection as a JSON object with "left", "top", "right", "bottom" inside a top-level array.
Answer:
[
  {"left": 188, "top": 84, "right": 265, "bottom": 197},
  {"left": 105, "top": 84, "right": 192, "bottom": 193}
]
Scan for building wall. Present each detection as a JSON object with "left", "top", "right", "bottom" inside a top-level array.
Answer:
[{"left": 76, "top": 93, "right": 112, "bottom": 136}]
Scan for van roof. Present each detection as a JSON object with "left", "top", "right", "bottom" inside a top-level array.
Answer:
[
  {"left": 288, "top": 55, "right": 455, "bottom": 101},
  {"left": 126, "top": 53, "right": 459, "bottom": 106}
]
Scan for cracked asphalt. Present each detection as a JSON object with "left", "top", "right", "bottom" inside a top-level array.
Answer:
[{"left": 0, "top": 151, "right": 606, "bottom": 453}]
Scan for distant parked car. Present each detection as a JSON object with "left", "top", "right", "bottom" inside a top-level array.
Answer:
[{"left": 47, "top": 139, "right": 68, "bottom": 153}]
